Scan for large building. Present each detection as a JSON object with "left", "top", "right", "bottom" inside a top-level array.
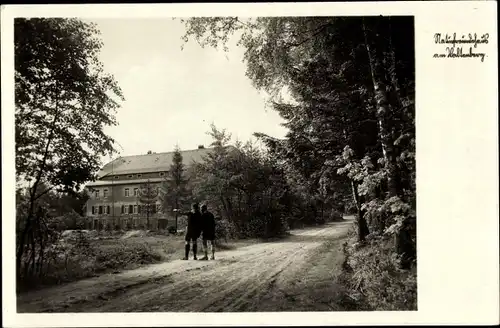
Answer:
[{"left": 85, "top": 145, "right": 217, "bottom": 231}]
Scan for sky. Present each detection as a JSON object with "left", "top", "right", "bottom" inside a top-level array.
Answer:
[{"left": 86, "top": 18, "right": 288, "bottom": 162}]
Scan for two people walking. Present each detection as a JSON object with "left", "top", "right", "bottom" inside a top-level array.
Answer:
[{"left": 174, "top": 203, "right": 216, "bottom": 261}]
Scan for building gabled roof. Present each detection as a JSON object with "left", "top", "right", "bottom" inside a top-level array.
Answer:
[{"left": 96, "top": 146, "right": 235, "bottom": 179}]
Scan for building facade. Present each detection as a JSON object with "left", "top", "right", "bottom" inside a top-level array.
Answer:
[{"left": 85, "top": 146, "right": 216, "bottom": 231}]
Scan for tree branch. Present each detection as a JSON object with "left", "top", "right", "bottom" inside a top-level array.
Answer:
[
  {"left": 33, "top": 186, "right": 55, "bottom": 201},
  {"left": 287, "top": 23, "right": 332, "bottom": 49}
]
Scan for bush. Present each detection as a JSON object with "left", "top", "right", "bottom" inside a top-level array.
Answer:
[
  {"left": 17, "top": 234, "right": 165, "bottom": 292},
  {"left": 167, "top": 226, "right": 177, "bottom": 234},
  {"left": 337, "top": 234, "right": 417, "bottom": 311},
  {"left": 94, "top": 242, "right": 163, "bottom": 272},
  {"left": 215, "top": 218, "right": 235, "bottom": 242}
]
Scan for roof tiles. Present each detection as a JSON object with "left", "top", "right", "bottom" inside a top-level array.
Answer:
[{"left": 96, "top": 146, "right": 234, "bottom": 178}]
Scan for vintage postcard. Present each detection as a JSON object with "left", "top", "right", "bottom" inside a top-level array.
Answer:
[{"left": 1, "top": 1, "right": 498, "bottom": 327}]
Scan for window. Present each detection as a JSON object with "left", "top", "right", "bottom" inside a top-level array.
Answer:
[
  {"left": 121, "top": 205, "right": 125, "bottom": 214},
  {"left": 95, "top": 190, "right": 100, "bottom": 199},
  {"left": 138, "top": 205, "right": 141, "bottom": 214},
  {"left": 114, "top": 175, "right": 119, "bottom": 179},
  {"left": 124, "top": 188, "right": 130, "bottom": 197},
  {"left": 137, "top": 174, "right": 142, "bottom": 178},
  {"left": 103, "top": 189, "right": 108, "bottom": 198},
  {"left": 107, "top": 205, "right": 111, "bottom": 215},
  {"left": 133, "top": 205, "right": 138, "bottom": 214},
  {"left": 128, "top": 175, "right": 133, "bottom": 178},
  {"left": 129, "top": 205, "right": 133, "bottom": 214},
  {"left": 123, "top": 205, "right": 128, "bottom": 214},
  {"left": 159, "top": 172, "right": 165, "bottom": 177},
  {"left": 134, "top": 188, "right": 139, "bottom": 196},
  {"left": 91, "top": 206, "right": 95, "bottom": 215},
  {"left": 98, "top": 206, "right": 103, "bottom": 214}
]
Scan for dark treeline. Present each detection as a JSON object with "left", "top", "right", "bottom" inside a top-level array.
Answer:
[{"left": 187, "top": 124, "right": 345, "bottom": 240}]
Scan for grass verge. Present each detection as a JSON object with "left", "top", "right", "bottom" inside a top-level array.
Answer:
[
  {"left": 17, "top": 230, "right": 257, "bottom": 293},
  {"left": 335, "top": 227, "right": 417, "bottom": 311}
]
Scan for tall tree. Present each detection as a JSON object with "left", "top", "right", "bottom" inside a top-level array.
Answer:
[
  {"left": 191, "top": 124, "right": 235, "bottom": 222},
  {"left": 138, "top": 179, "right": 159, "bottom": 229},
  {"left": 15, "top": 18, "right": 124, "bottom": 274},
  {"left": 191, "top": 124, "right": 290, "bottom": 238},
  {"left": 180, "top": 16, "right": 415, "bottom": 257},
  {"left": 159, "top": 145, "right": 189, "bottom": 232}
]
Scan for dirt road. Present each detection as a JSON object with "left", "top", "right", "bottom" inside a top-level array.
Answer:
[{"left": 17, "top": 219, "right": 353, "bottom": 313}]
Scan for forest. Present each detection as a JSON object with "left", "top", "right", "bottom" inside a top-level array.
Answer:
[{"left": 179, "top": 16, "right": 416, "bottom": 309}]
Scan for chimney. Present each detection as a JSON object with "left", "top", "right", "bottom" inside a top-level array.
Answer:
[
  {"left": 147, "top": 150, "right": 152, "bottom": 154},
  {"left": 198, "top": 145, "right": 205, "bottom": 149}
]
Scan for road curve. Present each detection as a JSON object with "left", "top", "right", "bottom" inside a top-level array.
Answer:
[{"left": 17, "top": 219, "right": 353, "bottom": 313}]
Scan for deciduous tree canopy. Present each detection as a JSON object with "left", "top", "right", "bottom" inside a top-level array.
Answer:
[
  {"left": 180, "top": 16, "right": 415, "bottom": 263},
  {"left": 15, "top": 18, "right": 124, "bottom": 277}
]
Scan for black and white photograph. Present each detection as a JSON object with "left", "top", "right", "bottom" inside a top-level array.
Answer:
[
  {"left": 12, "top": 13, "right": 416, "bottom": 313},
  {"left": 2, "top": 2, "right": 498, "bottom": 326}
]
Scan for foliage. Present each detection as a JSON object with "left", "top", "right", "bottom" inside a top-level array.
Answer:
[
  {"left": 159, "top": 145, "right": 190, "bottom": 231},
  {"left": 338, "top": 236, "right": 417, "bottom": 311},
  {"left": 15, "top": 17, "right": 124, "bottom": 277},
  {"left": 17, "top": 232, "right": 167, "bottom": 291},
  {"left": 15, "top": 18, "right": 123, "bottom": 190},
  {"left": 94, "top": 242, "right": 163, "bottom": 270},
  {"left": 181, "top": 15, "right": 416, "bottom": 309},
  {"left": 189, "top": 124, "right": 290, "bottom": 238}
]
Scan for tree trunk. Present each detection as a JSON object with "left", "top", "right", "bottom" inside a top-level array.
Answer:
[
  {"left": 387, "top": 18, "right": 404, "bottom": 110},
  {"left": 364, "top": 18, "right": 414, "bottom": 263},
  {"left": 351, "top": 180, "right": 369, "bottom": 242},
  {"left": 363, "top": 18, "right": 400, "bottom": 198},
  {"left": 220, "top": 195, "right": 230, "bottom": 221},
  {"left": 17, "top": 89, "right": 61, "bottom": 275}
]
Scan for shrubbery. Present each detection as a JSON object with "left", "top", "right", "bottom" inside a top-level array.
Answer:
[
  {"left": 337, "top": 226, "right": 417, "bottom": 311},
  {"left": 17, "top": 226, "right": 167, "bottom": 292},
  {"left": 94, "top": 242, "right": 163, "bottom": 271}
]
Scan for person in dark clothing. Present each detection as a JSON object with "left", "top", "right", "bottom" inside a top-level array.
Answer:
[
  {"left": 200, "top": 204, "right": 216, "bottom": 260},
  {"left": 174, "top": 203, "right": 202, "bottom": 260}
]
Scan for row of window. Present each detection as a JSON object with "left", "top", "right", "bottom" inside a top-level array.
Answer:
[
  {"left": 91, "top": 205, "right": 111, "bottom": 215},
  {"left": 111, "top": 172, "right": 166, "bottom": 180},
  {"left": 94, "top": 187, "right": 161, "bottom": 199},
  {"left": 91, "top": 204, "right": 162, "bottom": 215},
  {"left": 94, "top": 189, "right": 109, "bottom": 199}
]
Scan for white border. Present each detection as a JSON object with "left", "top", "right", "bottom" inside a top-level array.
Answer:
[{"left": 2, "top": 1, "right": 499, "bottom": 326}]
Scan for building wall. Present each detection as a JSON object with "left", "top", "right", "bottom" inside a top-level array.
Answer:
[
  {"left": 85, "top": 180, "right": 186, "bottom": 230},
  {"left": 86, "top": 181, "right": 162, "bottom": 205}
]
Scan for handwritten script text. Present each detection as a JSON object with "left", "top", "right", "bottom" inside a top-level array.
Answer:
[{"left": 433, "top": 33, "right": 489, "bottom": 62}]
